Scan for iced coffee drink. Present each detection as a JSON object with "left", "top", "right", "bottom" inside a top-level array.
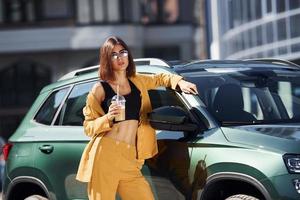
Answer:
[{"left": 112, "top": 95, "right": 126, "bottom": 121}]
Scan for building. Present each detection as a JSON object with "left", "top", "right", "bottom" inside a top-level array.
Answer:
[
  {"left": 208, "top": 0, "right": 300, "bottom": 63},
  {"left": 0, "top": 0, "right": 206, "bottom": 140}
]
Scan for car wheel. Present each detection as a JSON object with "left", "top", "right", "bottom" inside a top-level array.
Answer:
[
  {"left": 24, "top": 195, "right": 48, "bottom": 200},
  {"left": 225, "top": 194, "right": 259, "bottom": 200}
]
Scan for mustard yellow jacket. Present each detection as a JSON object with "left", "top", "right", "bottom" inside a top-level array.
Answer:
[{"left": 76, "top": 73, "right": 182, "bottom": 182}]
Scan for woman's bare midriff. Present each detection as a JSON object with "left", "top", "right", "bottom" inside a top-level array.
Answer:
[{"left": 104, "top": 120, "right": 139, "bottom": 145}]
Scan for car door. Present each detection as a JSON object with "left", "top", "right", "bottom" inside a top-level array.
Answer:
[
  {"left": 33, "top": 80, "right": 96, "bottom": 200},
  {"left": 143, "top": 87, "right": 197, "bottom": 200}
]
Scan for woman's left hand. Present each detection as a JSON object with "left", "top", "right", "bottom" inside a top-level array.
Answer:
[{"left": 177, "top": 79, "right": 198, "bottom": 94}]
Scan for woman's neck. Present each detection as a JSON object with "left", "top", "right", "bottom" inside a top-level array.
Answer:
[{"left": 111, "top": 71, "right": 127, "bottom": 85}]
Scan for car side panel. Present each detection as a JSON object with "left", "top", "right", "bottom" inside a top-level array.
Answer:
[{"left": 33, "top": 141, "right": 88, "bottom": 200}]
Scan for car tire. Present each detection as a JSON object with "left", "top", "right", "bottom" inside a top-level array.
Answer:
[
  {"left": 24, "top": 195, "right": 48, "bottom": 200},
  {"left": 225, "top": 194, "right": 259, "bottom": 200}
]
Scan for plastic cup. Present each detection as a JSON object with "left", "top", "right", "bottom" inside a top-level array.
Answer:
[{"left": 111, "top": 95, "right": 126, "bottom": 121}]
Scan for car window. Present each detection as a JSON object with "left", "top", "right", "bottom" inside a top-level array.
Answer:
[
  {"left": 243, "top": 88, "right": 263, "bottom": 120},
  {"left": 208, "top": 86, "right": 264, "bottom": 121},
  {"left": 57, "top": 81, "right": 96, "bottom": 126},
  {"left": 34, "top": 87, "right": 69, "bottom": 125},
  {"left": 185, "top": 68, "right": 300, "bottom": 125},
  {"left": 276, "top": 81, "right": 300, "bottom": 118},
  {"left": 148, "top": 87, "right": 185, "bottom": 109},
  {"left": 56, "top": 84, "right": 184, "bottom": 126}
]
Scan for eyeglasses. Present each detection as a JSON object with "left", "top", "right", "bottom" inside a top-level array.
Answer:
[{"left": 111, "top": 50, "right": 128, "bottom": 61}]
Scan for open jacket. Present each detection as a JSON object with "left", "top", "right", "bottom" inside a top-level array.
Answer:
[{"left": 76, "top": 73, "right": 183, "bottom": 182}]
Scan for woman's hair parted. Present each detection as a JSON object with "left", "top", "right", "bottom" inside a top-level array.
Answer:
[{"left": 99, "top": 36, "right": 136, "bottom": 81}]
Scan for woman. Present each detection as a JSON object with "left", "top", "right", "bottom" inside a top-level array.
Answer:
[{"left": 76, "top": 36, "right": 198, "bottom": 200}]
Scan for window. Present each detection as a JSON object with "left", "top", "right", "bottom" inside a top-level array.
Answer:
[
  {"left": 256, "top": 25, "right": 263, "bottom": 46},
  {"left": 2, "top": 0, "right": 75, "bottom": 24},
  {"left": 34, "top": 88, "right": 69, "bottom": 125},
  {"left": 277, "top": 81, "right": 300, "bottom": 118},
  {"left": 206, "top": 85, "right": 262, "bottom": 122},
  {"left": 58, "top": 81, "right": 96, "bottom": 126},
  {"left": 250, "top": 29, "right": 257, "bottom": 47},
  {"left": 232, "top": 0, "right": 242, "bottom": 27},
  {"left": 77, "top": 0, "right": 122, "bottom": 24},
  {"left": 277, "top": 18, "right": 287, "bottom": 41},
  {"left": 292, "top": 43, "right": 300, "bottom": 53},
  {"left": 237, "top": 33, "right": 243, "bottom": 51},
  {"left": 140, "top": 0, "right": 180, "bottom": 24},
  {"left": 290, "top": 14, "right": 300, "bottom": 38},
  {"left": 289, "top": 0, "right": 300, "bottom": 10},
  {"left": 278, "top": 46, "right": 287, "bottom": 55},
  {"left": 276, "top": 0, "right": 286, "bottom": 13},
  {"left": 39, "top": 0, "right": 74, "bottom": 20},
  {"left": 2, "top": 0, "right": 35, "bottom": 23},
  {"left": 228, "top": 0, "right": 234, "bottom": 28},
  {"left": 148, "top": 87, "right": 184, "bottom": 109},
  {"left": 266, "top": 0, "right": 272, "bottom": 13},
  {"left": 254, "top": 0, "right": 262, "bottom": 19},
  {"left": 92, "top": 0, "right": 120, "bottom": 23},
  {"left": 242, "top": 88, "right": 263, "bottom": 120},
  {"left": 246, "top": 0, "right": 252, "bottom": 21},
  {"left": 266, "top": 22, "right": 274, "bottom": 43}
]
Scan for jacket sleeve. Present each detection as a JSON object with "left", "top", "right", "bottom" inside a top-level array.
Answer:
[
  {"left": 82, "top": 92, "right": 112, "bottom": 137},
  {"left": 137, "top": 73, "right": 183, "bottom": 90}
]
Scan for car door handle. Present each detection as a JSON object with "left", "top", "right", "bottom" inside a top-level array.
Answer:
[{"left": 39, "top": 145, "right": 54, "bottom": 154}]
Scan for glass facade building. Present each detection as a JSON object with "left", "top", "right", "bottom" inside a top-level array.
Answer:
[{"left": 209, "top": 0, "right": 300, "bottom": 62}]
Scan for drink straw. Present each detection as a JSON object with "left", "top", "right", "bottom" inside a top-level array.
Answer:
[{"left": 117, "top": 84, "right": 119, "bottom": 103}]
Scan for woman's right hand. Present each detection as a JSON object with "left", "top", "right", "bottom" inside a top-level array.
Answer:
[{"left": 106, "top": 102, "right": 121, "bottom": 121}]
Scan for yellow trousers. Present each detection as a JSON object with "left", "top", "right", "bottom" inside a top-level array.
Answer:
[{"left": 88, "top": 137, "right": 155, "bottom": 200}]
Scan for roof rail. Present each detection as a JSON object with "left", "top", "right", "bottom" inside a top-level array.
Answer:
[
  {"left": 245, "top": 58, "right": 300, "bottom": 68},
  {"left": 134, "top": 58, "right": 170, "bottom": 67},
  {"left": 58, "top": 65, "right": 99, "bottom": 81},
  {"left": 58, "top": 58, "right": 170, "bottom": 81}
]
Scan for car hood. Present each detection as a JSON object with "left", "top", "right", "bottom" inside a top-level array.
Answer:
[{"left": 221, "top": 124, "right": 300, "bottom": 154}]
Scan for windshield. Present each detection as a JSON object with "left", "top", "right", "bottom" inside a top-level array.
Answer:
[{"left": 182, "top": 67, "right": 300, "bottom": 126}]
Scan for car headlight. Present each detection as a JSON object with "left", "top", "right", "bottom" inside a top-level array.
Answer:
[{"left": 283, "top": 154, "right": 300, "bottom": 173}]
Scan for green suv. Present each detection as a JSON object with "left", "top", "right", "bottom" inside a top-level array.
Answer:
[{"left": 2, "top": 58, "right": 300, "bottom": 200}]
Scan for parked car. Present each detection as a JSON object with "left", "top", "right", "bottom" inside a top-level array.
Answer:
[{"left": 2, "top": 58, "right": 300, "bottom": 200}]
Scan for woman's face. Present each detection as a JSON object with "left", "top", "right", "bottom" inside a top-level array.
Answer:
[{"left": 111, "top": 44, "right": 129, "bottom": 72}]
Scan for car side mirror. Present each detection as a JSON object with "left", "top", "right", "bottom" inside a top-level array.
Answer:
[{"left": 148, "top": 106, "right": 198, "bottom": 132}]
